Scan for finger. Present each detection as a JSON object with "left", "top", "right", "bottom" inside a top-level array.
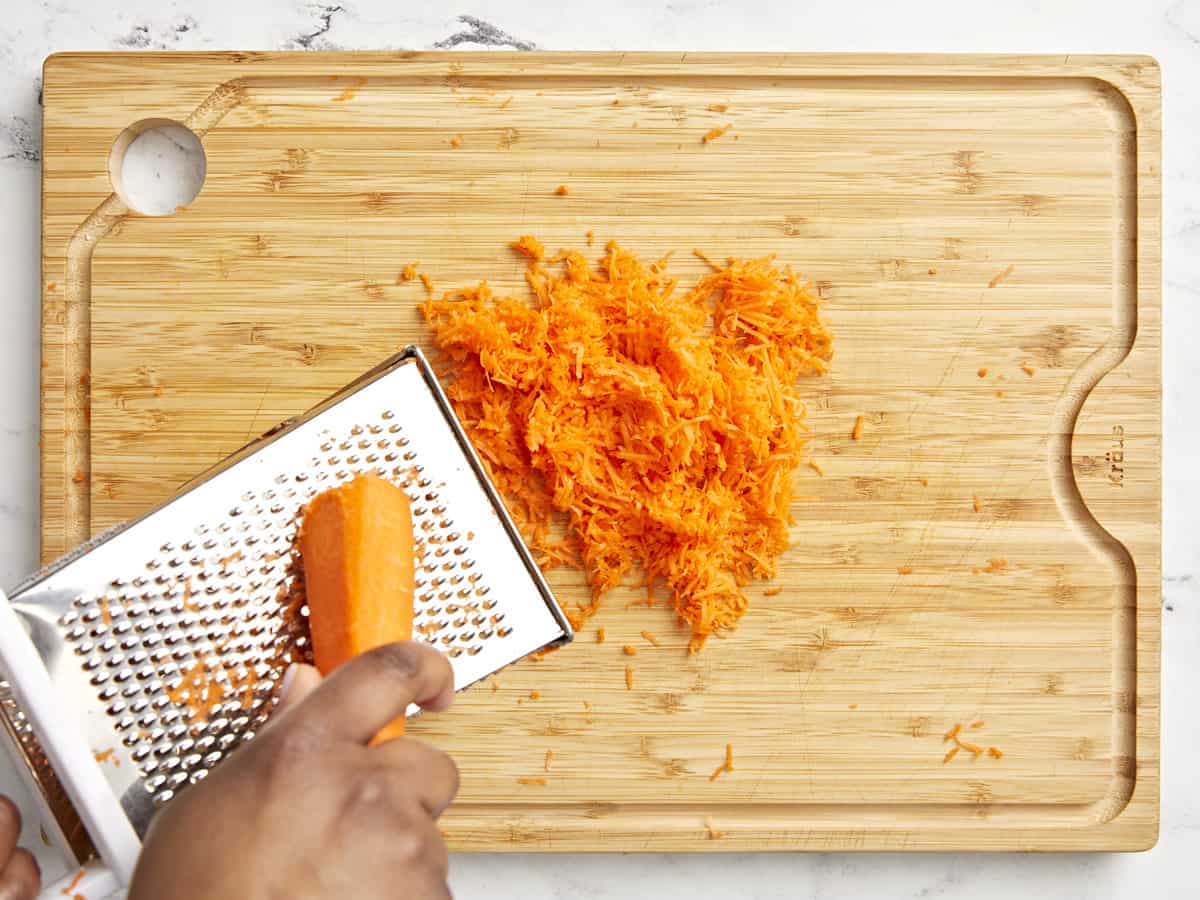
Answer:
[
  {"left": 272, "top": 663, "right": 322, "bottom": 716},
  {"left": 0, "top": 797, "right": 20, "bottom": 868},
  {"left": 372, "top": 739, "right": 460, "bottom": 817},
  {"left": 288, "top": 642, "right": 454, "bottom": 745},
  {"left": 0, "top": 848, "right": 40, "bottom": 900}
]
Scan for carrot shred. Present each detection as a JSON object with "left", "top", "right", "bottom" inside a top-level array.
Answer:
[
  {"left": 529, "top": 690, "right": 541, "bottom": 700},
  {"left": 980, "top": 558, "right": 1009, "bottom": 574},
  {"left": 709, "top": 743, "right": 735, "bottom": 781},
  {"left": 623, "top": 644, "right": 637, "bottom": 656},
  {"left": 943, "top": 746, "right": 960, "bottom": 763},
  {"left": 943, "top": 723, "right": 962, "bottom": 742},
  {"left": 702, "top": 124, "right": 732, "bottom": 143},
  {"left": 969, "top": 719, "right": 985, "bottom": 729},
  {"left": 510, "top": 234, "right": 545, "bottom": 260},
  {"left": 640, "top": 629, "right": 661, "bottom": 646},
  {"left": 977, "top": 366, "right": 989, "bottom": 378},
  {"left": 897, "top": 565, "right": 913, "bottom": 575},
  {"left": 987, "top": 746, "right": 1004, "bottom": 759},
  {"left": 596, "top": 627, "right": 606, "bottom": 643},
  {"left": 1021, "top": 363, "right": 1036, "bottom": 377},
  {"left": 500, "top": 96, "right": 514, "bottom": 109},
  {"left": 625, "top": 665, "right": 634, "bottom": 690},
  {"left": 706, "top": 103, "right": 729, "bottom": 113},
  {"left": 927, "top": 267, "right": 937, "bottom": 275},
  {"left": 449, "top": 134, "right": 463, "bottom": 149},
  {"left": 763, "top": 586, "right": 783, "bottom": 597},
  {"left": 987, "top": 264, "right": 1015, "bottom": 288},
  {"left": 692, "top": 248, "right": 720, "bottom": 270},
  {"left": 423, "top": 239, "right": 833, "bottom": 650},
  {"left": 973, "top": 495, "right": 982, "bottom": 513},
  {"left": 399, "top": 263, "right": 419, "bottom": 282},
  {"left": 555, "top": 184, "right": 570, "bottom": 196},
  {"left": 544, "top": 750, "right": 554, "bottom": 771},
  {"left": 419, "top": 272, "right": 435, "bottom": 297},
  {"left": 705, "top": 815, "right": 726, "bottom": 839},
  {"left": 98, "top": 598, "right": 113, "bottom": 629},
  {"left": 517, "top": 776, "right": 547, "bottom": 785},
  {"left": 851, "top": 415, "right": 865, "bottom": 441},
  {"left": 586, "top": 230, "right": 596, "bottom": 246},
  {"left": 919, "top": 477, "right": 929, "bottom": 487},
  {"left": 807, "top": 459, "right": 824, "bottom": 476},
  {"left": 960, "top": 740, "right": 984, "bottom": 757}
]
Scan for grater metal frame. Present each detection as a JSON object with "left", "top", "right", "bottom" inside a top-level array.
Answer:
[{"left": 0, "top": 346, "right": 572, "bottom": 883}]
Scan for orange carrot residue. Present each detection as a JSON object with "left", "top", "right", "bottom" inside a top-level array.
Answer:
[
  {"left": 98, "top": 598, "right": 113, "bottom": 629},
  {"left": 517, "top": 776, "right": 547, "bottom": 785},
  {"left": 623, "top": 644, "right": 637, "bottom": 656},
  {"left": 93, "top": 748, "right": 118, "bottom": 767},
  {"left": 585, "top": 230, "right": 595, "bottom": 246},
  {"left": 897, "top": 565, "right": 913, "bottom": 575},
  {"left": 851, "top": 415, "right": 865, "bottom": 441},
  {"left": 764, "top": 586, "right": 783, "bottom": 596},
  {"left": 705, "top": 815, "right": 726, "bottom": 839},
  {"left": 919, "top": 477, "right": 929, "bottom": 487},
  {"left": 218, "top": 550, "right": 244, "bottom": 570},
  {"left": 450, "top": 134, "right": 463, "bottom": 149},
  {"left": 943, "top": 723, "right": 962, "bottom": 742},
  {"left": 399, "top": 263, "right": 419, "bottom": 282},
  {"left": 555, "top": 184, "right": 570, "bottom": 196},
  {"left": 977, "top": 366, "right": 989, "bottom": 378},
  {"left": 529, "top": 690, "right": 541, "bottom": 700},
  {"left": 987, "top": 264, "right": 1015, "bottom": 288},
  {"left": 181, "top": 579, "right": 199, "bottom": 613},
  {"left": 987, "top": 746, "right": 1004, "bottom": 759},
  {"left": 960, "top": 740, "right": 984, "bottom": 757},
  {"left": 702, "top": 124, "right": 732, "bottom": 144},
  {"left": 510, "top": 234, "right": 545, "bottom": 260},
  {"left": 423, "top": 239, "right": 832, "bottom": 652},
  {"left": 625, "top": 665, "right": 634, "bottom": 691},
  {"left": 943, "top": 746, "right": 960, "bottom": 764},
  {"left": 980, "top": 558, "right": 1008, "bottom": 574},
  {"left": 419, "top": 272, "right": 435, "bottom": 297},
  {"left": 707, "top": 103, "right": 729, "bottom": 113},
  {"left": 640, "top": 629, "right": 660, "bottom": 647},
  {"left": 500, "top": 96, "right": 514, "bottom": 109},
  {"left": 1021, "top": 363, "right": 1036, "bottom": 377},
  {"left": 596, "top": 627, "right": 606, "bottom": 643},
  {"left": 927, "top": 267, "right": 937, "bottom": 275},
  {"left": 808, "top": 459, "right": 824, "bottom": 477},
  {"left": 973, "top": 495, "right": 982, "bottom": 513},
  {"left": 968, "top": 719, "right": 986, "bottom": 729},
  {"left": 692, "top": 247, "right": 720, "bottom": 270},
  {"left": 544, "top": 750, "right": 554, "bottom": 771},
  {"left": 63, "top": 869, "right": 85, "bottom": 894},
  {"left": 165, "top": 655, "right": 226, "bottom": 725},
  {"left": 709, "top": 743, "right": 734, "bottom": 781}
]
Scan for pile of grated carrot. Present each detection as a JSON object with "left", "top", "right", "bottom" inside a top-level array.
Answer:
[{"left": 423, "top": 237, "right": 833, "bottom": 652}]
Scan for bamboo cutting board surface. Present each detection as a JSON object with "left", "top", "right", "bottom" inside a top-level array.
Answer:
[{"left": 40, "top": 53, "right": 1160, "bottom": 851}]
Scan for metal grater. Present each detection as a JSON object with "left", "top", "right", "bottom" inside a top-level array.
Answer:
[{"left": 0, "top": 347, "right": 572, "bottom": 885}]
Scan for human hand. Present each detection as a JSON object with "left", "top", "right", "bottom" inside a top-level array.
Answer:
[
  {"left": 0, "top": 796, "right": 39, "bottom": 900},
  {"left": 129, "top": 642, "right": 458, "bottom": 900}
]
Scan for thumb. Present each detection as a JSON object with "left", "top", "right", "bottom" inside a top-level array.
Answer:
[{"left": 272, "top": 663, "right": 322, "bottom": 716}]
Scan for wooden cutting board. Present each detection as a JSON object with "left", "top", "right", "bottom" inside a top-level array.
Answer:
[{"left": 40, "top": 53, "right": 1160, "bottom": 851}]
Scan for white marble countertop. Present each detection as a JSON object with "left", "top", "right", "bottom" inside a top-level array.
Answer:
[{"left": 1, "top": 0, "right": 1196, "bottom": 896}]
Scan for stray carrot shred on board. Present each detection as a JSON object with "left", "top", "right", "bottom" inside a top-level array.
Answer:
[
  {"left": 449, "top": 134, "right": 463, "bottom": 149},
  {"left": 623, "top": 644, "right": 637, "bottom": 656},
  {"left": 897, "top": 565, "right": 913, "bottom": 575},
  {"left": 510, "top": 234, "right": 545, "bottom": 260},
  {"left": 973, "top": 495, "right": 982, "bottom": 513},
  {"left": 419, "top": 273, "right": 435, "bottom": 297},
  {"left": 544, "top": 750, "right": 554, "bottom": 771},
  {"left": 969, "top": 719, "right": 985, "bottom": 729},
  {"left": 707, "top": 103, "right": 729, "bottom": 113},
  {"left": 99, "top": 598, "right": 113, "bottom": 629},
  {"left": 640, "top": 629, "right": 660, "bottom": 646},
  {"left": 625, "top": 665, "right": 634, "bottom": 690},
  {"left": 399, "top": 263, "right": 418, "bottom": 282},
  {"left": 555, "top": 184, "right": 570, "bottom": 196},
  {"left": 943, "top": 746, "right": 960, "bottom": 763},
  {"left": 960, "top": 741, "right": 984, "bottom": 757},
  {"left": 586, "top": 229, "right": 595, "bottom": 246},
  {"left": 851, "top": 415, "right": 865, "bottom": 441},
  {"left": 708, "top": 743, "right": 734, "bottom": 781},
  {"left": 596, "top": 627, "right": 606, "bottom": 643},
  {"left": 928, "top": 267, "right": 937, "bottom": 275},
  {"left": 764, "top": 586, "right": 783, "bottom": 596},
  {"left": 987, "top": 264, "right": 1015, "bottom": 288},
  {"left": 977, "top": 366, "right": 988, "bottom": 378},
  {"left": 692, "top": 248, "right": 720, "bottom": 270},
  {"left": 529, "top": 690, "right": 541, "bottom": 700},
  {"left": 980, "top": 558, "right": 1008, "bottom": 574},
  {"left": 702, "top": 124, "right": 732, "bottom": 143},
  {"left": 518, "top": 776, "right": 547, "bottom": 785},
  {"left": 987, "top": 747, "right": 1004, "bottom": 759},
  {"left": 943, "top": 723, "right": 962, "bottom": 742},
  {"left": 423, "top": 238, "right": 833, "bottom": 651},
  {"left": 808, "top": 459, "right": 824, "bottom": 476},
  {"left": 1021, "top": 363, "right": 1036, "bottom": 377},
  {"left": 705, "top": 815, "right": 726, "bottom": 839}
]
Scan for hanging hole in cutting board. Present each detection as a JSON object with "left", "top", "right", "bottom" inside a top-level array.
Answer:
[{"left": 108, "top": 119, "right": 206, "bottom": 216}]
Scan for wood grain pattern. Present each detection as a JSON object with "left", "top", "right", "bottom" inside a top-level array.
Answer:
[{"left": 40, "top": 53, "right": 1160, "bottom": 851}]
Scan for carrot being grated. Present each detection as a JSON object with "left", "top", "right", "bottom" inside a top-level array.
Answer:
[
  {"left": 808, "top": 459, "right": 824, "bottom": 477},
  {"left": 423, "top": 238, "right": 833, "bottom": 651},
  {"left": 977, "top": 366, "right": 989, "bottom": 378}
]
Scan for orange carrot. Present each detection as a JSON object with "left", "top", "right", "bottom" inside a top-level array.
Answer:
[
  {"left": 851, "top": 415, "right": 865, "bottom": 441},
  {"left": 943, "top": 746, "right": 960, "bottom": 763},
  {"left": 623, "top": 644, "right": 637, "bottom": 656},
  {"left": 517, "top": 776, "right": 547, "bottom": 785},
  {"left": 300, "top": 474, "right": 415, "bottom": 745},
  {"left": 977, "top": 367, "right": 988, "bottom": 378},
  {"left": 943, "top": 723, "right": 962, "bottom": 742},
  {"left": 897, "top": 566, "right": 913, "bottom": 575},
  {"left": 555, "top": 184, "right": 570, "bottom": 196},
  {"left": 596, "top": 627, "right": 606, "bottom": 643},
  {"left": 625, "top": 665, "right": 634, "bottom": 690},
  {"left": 987, "top": 747, "right": 1004, "bottom": 759},
  {"left": 640, "top": 629, "right": 660, "bottom": 646},
  {"left": 701, "top": 124, "right": 731, "bottom": 143}
]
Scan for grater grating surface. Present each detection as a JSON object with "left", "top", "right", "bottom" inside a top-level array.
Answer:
[{"left": 3, "top": 348, "right": 571, "bottom": 850}]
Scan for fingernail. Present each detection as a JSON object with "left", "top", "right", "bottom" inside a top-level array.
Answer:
[{"left": 279, "top": 663, "right": 300, "bottom": 702}]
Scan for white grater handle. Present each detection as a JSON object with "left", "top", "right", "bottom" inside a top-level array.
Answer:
[
  {"left": 0, "top": 590, "right": 140, "bottom": 887},
  {"left": 42, "top": 858, "right": 119, "bottom": 899}
]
